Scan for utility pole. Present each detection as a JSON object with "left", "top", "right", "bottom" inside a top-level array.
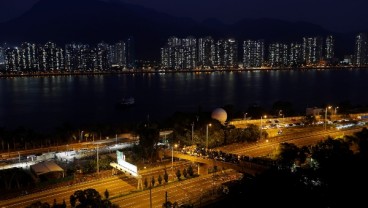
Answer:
[
  {"left": 191, "top": 122, "right": 194, "bottom": 145},
  {"left": 165, "top": 191, "right": 168, "bottom": 205},
  {"left": 96, "top": 144, "right": 99, "bottom": 175},
  {"left": 149, "top": 186, "right": 152, "bottom": 208}
]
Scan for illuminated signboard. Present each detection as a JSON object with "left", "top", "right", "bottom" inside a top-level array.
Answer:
[{"left": 116, "top": 150, "right": 138, "bottom": 177}]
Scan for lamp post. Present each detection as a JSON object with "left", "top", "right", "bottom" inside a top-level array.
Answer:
[
  {"left": 279, "top": 110, "right": 285, "bottom": 123},
  {"left": 325, "top": 106, "right": 332, "bottom": 130},
  {"left": 244, "top": 113, "right": 248, "bottom": 120},
  {"left": 334, "top": 106, "right": 339, "bottom": 115},
  {"left": 96, "top": 144, "right": 99, "bottom": 175},
  {"left": 18, "top": 152, "right": 20, "bottom": 163},
  {"left": 171, "top": 144, "right": 177, "bottom": 171},
  {"left": 260, "top": 115, "right": 267, "bottom": 140},
  {"left": 191, "top": 122, "right": 194, "bottom": 145},
  {"left": 115, "top": 134, "right": 118, "bottom": 146},
  {"left": 206, "top": 123, "right": 212, "bottom": 150},
  {"left": 80, "top": 130, "right": 84, "bottom": 142}
]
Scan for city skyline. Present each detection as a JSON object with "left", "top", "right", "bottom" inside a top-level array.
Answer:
[
  {"left": 1, "top": 0, "right": 368, "bottom": 33},
  {"left": 1, "top": 32, "right": 367, "bottom": 72}
]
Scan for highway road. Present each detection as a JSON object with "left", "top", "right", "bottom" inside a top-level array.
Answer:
[
  {"left": 111, "top": 170, "right": 242, "bottom": 208},
  {"left": 0, "top": 135, "right": 137, "bottom": 160},
  {"left": 0, "top": 166, "right": 241, "bottom": 208},
  {"left": 216, "top": 126, "right": 364, "bottom": 157},
  {"left": 0, "top": 174, "right": 136, "bottom": 208}
]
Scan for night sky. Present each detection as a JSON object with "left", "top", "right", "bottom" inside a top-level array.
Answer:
[{"left": 0, "top": 0, "right": 367, "bottom": 32}]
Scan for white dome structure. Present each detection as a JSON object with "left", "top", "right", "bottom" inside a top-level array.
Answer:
[{"left": 211, "top": 108, "right": 227, "bottom": 124}]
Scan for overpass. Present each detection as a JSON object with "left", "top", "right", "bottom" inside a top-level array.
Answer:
[{"left": 162, "top": 149, "right": 270, "bottom": 176}]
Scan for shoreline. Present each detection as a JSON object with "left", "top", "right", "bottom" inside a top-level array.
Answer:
[{"left": 0, "top": 66, "right": 367, "bottom": 78}]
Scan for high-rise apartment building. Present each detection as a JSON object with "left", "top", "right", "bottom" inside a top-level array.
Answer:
[
  {"left": 214, "top": 38, "right": 238, "bottom": 68},
  {"left": 303, "top": 36, "right": 323, "bottom": 65},
  {"left": 96, "top": 42, "right": 110, "bottom": 71},
  {"left": 107, "top": 40, "right": 129, "bottom": 69},
  {"left": 289, "top": 43, "right": 303, "bottom": 67},
  {"left": 198, "top": 36, "right": 215, "bottom": 68},
  {"left": 79, "top": 45, "right": 96, "bottom": 71},
  {"left": 182, "top": 36, "right": 197, "bottom": 69},
  {"left": 20, "top": 42, "right": 40, "bottom": 71},
  {"left": 0, "top": 46, "right": 6, "bottom": 65},
  {"left": 4, "top": 48, "right": 20, "bottom": 71},
  {"left": 355, "top": 33, "right": 367, "bottom": 66},
  {"left": 42, "top": 42, "right": 64, "bottom": 71},
  {"left": 243, "top": 40, "right": 264, "bottom": 68},
  {"left": 161, "top": 36, "right": 198, "bottom": 70},
  {"left": 65, "top": 43, "right": 83, "bottom": 71},
  {"left": 268, "top": 43, "right": 288, "bottom": 67},
  {"left": 126, "top": 37, "right": 136, "bottom": 68},
  {"left": 325, "top": 35, "right": 335, "bottom": 59}
]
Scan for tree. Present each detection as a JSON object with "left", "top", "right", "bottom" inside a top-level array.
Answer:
[
  {"left": 70, "top": 195, "right": 76, "bottom": 208},
  {"left": 69, "top": 188, "right": 118, "bottom": 208},
  {"left": 144, "top": 178, "right": 148, "bottom": 188},
  {"left": 26, "top": 201, "right": 50, "bottom": 208},
  {"left": 222, "top": 124, "right": 235, "bottom": 145},
  {"left": 164, "top": 170, "right": 169, "bottom": 183},
  {"left": 182, "top": 168, "right": 188, "bottom": 178},
  {"left": 242, "top": 124, "right": 261, "bottom": 142},
  {"left": 104, "top": 189, "right": 109, "bottom": 199},
  {"left": 158, "top": 174, "right": 163, "bottom": 185},
  {"left": 187, "top": 165, "right": 194, "bottom": 177},
  {"left": 276, "top": 143, "right": 300, "bottom": 169},
  {"left": 176, "top": 169, "right": 181, "bottom": 180},
  {"left": 151, "top": 176, "right": 156, "bottom": 187},
  {"left": 135, "top": 123, "right": 160, "bottom": 162}
]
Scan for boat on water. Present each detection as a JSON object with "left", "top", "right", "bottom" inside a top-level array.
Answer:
[{"left": 116, "top": 97, "right": 135, "bottom": 108}]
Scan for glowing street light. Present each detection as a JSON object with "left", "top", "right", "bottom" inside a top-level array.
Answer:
[
  {"left": 335, "top": 106, "right": 339, "bottom": 115},
  {"left": 278, "top": 110, "right": 284, "bottom": 123},
  {"left": 171, "top": 143, "right": 178, "bottom": 170},
  {"left": 206, "top": 123, "right": 212, "bottom": 150},
  {"left": 244, "top": 113, "right": 248, "bottom": 120}
]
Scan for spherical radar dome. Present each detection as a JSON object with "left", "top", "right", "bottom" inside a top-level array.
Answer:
[{"left": 211, "top": 108, "right": 227, "bottom": 123}]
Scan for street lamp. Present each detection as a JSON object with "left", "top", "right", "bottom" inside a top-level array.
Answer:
[
  {"left": 80, "top": 130, "right": 84, "bottom": 142},
  {"left": 279, "top": 110, "right": 284, "bottom": 123},
  {"left": 191, "top": 122, "right": 194, "bottom": 145},
  {"left": 206, "top": 123, "right": 212, "bottom": 150},
  {"left": 18, "top": 152, "right": 20, "bottom": 163},
  {"left": 171, "top": 144, "right": 178, "bottom": 170},
  {"left": 244, "top": 113, "right": 248, "bottom": 120},
  {"left": 325, "top": 106, "right": 332, "bottom": 130},
  {"left": 96, "top": 144, "right": 99, "bottom": 175},
  {"left": 334, "top": 106, "right": 339, "bottom": 115},
  {"left": 260, "top": 115, "right": 267, "bottom": 140}
]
